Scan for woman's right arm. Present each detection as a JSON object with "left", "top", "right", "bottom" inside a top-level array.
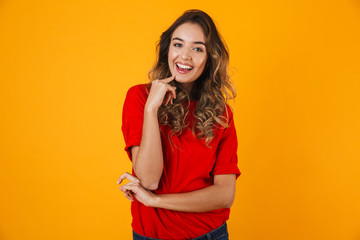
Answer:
[{"left": 131, "top": 76, "right": 176, "bottom": 190}]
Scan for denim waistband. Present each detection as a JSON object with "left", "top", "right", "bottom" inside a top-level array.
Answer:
[
  {"left": 133, "top": 222, "right": 228, "bottom": 240},
  {"left": 192, "top": 222, "right": 228, "bottom": 240}
]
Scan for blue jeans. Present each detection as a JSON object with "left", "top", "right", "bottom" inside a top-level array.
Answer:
[{"left": 133, "top": 222, "right": 229, "bottom": 240}]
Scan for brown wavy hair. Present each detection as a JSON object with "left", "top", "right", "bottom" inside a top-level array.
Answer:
[{"left": 148, "top": 9, "right": 236, "bottom": 146}]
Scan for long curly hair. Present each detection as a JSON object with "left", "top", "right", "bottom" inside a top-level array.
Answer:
[{"left": 148, "top": 9, "right": 236, "bottom": 146}]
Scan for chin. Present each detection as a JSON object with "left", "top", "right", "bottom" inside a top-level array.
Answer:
[{"left": 174, "top": 77, "right": 194, "bottom": 84}]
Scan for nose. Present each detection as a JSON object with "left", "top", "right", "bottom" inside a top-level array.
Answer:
[{"left": 181, "top": 48, "right": 191, "bottom": 60}]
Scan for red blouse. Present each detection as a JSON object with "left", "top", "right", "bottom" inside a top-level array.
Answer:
[{"left": 122, "top": 84, "right": 241, "bottom": 240}]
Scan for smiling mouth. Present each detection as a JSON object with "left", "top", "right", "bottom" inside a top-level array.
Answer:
[{"left": 175, "top": 63, "right": 193, "bottom": 73}]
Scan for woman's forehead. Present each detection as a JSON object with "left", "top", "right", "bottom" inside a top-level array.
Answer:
[{"left": 171, "top": 23, "right": 206, "bottom": 43}]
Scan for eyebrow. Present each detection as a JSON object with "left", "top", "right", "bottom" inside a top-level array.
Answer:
[{"left": 172, "top": 37, "right": 205, "bottom": 46}]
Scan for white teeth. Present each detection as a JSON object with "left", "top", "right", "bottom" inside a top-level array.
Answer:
[{"left": 176, "top": 63, "right": 193, "bottom": 70}]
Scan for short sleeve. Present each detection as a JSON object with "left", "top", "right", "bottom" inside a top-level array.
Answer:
[
  {"left": 212, "top": 107, "right": 241, "bottom": 179},
  {"left": 121, "top": 84, "right": 148, "bottom": 160}
]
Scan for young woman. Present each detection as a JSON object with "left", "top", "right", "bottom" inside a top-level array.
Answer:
[{"left": 117, "top": 9, "right": 241, "bottom": 240}]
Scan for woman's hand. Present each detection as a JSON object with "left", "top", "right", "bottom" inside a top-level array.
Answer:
[
  {"left": 117, "top": 172, "right": 157, "bottom": 207},
  {"left": 145, "top": 75, "right": 176, "bottom": 111}
]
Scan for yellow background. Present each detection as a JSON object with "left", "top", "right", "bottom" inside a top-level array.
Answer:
[{"left": 1, "top": 0, "right": 360, "bottom": 239}]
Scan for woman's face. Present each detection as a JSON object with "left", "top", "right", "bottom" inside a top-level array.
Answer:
[{"left": 168, "top": 22, "right": 208, "bottom": 91}]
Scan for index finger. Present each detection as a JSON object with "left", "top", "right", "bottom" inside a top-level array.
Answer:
[
  {"left": 117, "top": 172, "right": 139, "bottom": 185},
  {"left": 161, "top": 75, "right": 175, "bottom": 83}
]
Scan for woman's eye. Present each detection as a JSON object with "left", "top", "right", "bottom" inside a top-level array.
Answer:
[
  {"left": 194, "top": 47, "right": 204, "bottom": 52},
  {"left": 174, "top": 43, "right": 182, "bottom": 47}
]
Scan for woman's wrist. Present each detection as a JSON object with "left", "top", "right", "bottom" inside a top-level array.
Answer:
[
  {"left": 149, "top": 194, "right": 161, "bottom": 208},
  {"left": 144, "top": 104, "right": 159, "bottom": 113}
]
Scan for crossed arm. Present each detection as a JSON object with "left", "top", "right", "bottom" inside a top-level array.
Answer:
[
  {"left": 117, "top": 169, "right": 236, "bottom": 212},
  {"left": 118, "top": 143, "right": 236, "bottom": 212}
]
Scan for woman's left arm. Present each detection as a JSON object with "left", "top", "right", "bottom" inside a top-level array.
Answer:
[
  {"left": 117, "top": 173, "right": 236, "bottom": 212},
  {"left": 154, "top": 174, "right": 236, "bottom": 212}
]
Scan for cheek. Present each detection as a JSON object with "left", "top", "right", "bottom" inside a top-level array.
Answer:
[
  {"left": 168, "top": 46, "right": 177, "bottom": 60},
  {"left": 197, "top": 56, "right": 207, "bottom": 70},
  {"left": 167, "top": 52, "right": 173, "bottom": 68},
  {"left": 168, "top": 49, "right": 176, "bottom": 74}
]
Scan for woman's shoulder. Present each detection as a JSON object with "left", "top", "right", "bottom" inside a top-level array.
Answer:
[
  {"left": 217, "top": 104, "right": 234, "bottom": 123},
  {"left": 125, "top": 83, "right": 150, "bottom": 101},
  {"left": 127, "top": 83, "right": 150, "bottom": 95},
  {"left": 224, "top": 104, "right": 234, "bottom": 118}
]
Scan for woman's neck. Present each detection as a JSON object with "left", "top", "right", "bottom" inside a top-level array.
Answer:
[{"left": 180, "top": 82, "right": 194, "bottom": 93}]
